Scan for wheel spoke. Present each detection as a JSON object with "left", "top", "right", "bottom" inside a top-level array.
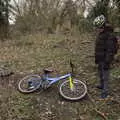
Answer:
[
  {"left": 59, "top": 79, "right": 87, "bottom": 100},
  {"left": 18, "top": 75, "right": 42, "bottom": 93}
]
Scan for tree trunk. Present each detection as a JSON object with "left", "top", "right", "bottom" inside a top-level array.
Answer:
[{"left": 0, "top": 0, "right": 9, "bottom": 39}]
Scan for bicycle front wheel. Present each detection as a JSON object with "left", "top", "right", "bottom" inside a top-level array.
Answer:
[
  {"left": 18, "top": 75, "right": 42, "bottom": 93},
  {"left": 59, "top": 79, "right": 87, "bottom": 100}
]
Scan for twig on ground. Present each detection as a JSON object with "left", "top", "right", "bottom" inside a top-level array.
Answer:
[
  {"left": 87, "top": 92, "right": 96, "bottom": 107},
  {"left": 76, "top": 108, "right": 84, "bottom": 120},
  {"left": 93, "top": 108, "right": 107, "bottom": 120},
  {"left": 110, "top": 92, "right": 120, "bottom": 105},
  {"left": 87, "top": 92, "right": 108, "bottom": 120},
  {"left": 110, "top": 98, "right": 120, "bottom": 105}
]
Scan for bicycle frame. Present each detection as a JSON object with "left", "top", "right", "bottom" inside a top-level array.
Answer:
[
  {"left": 43, "top": 73, "right": 72, "bottom": 85},
  {"left": 18, "top": 72, "right": 87, "bottom": 100}
]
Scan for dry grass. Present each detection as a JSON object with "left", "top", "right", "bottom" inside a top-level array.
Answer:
[
  {"left": 0, "top": 33, "right": 94, "bottom": 74},
  {"left": 0, "top": 32, "right": 120, "bottom": 120}
]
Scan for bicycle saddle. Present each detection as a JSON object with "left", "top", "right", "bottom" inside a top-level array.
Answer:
[{"left": 43, "top": 68, "right": 54, "bottom": 74}]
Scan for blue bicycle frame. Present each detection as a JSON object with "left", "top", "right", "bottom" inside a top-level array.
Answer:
[{"left": 43, "top": 73, "right": 72, "bottom": 85}]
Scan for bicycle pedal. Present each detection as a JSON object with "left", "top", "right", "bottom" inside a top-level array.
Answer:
[{"left": 28, "top": 86, "right": 35, "bottom": 89}]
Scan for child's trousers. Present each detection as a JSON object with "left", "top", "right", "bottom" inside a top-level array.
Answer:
[{"left": 98, "top": 62, "right": 110, "bottom": 93}]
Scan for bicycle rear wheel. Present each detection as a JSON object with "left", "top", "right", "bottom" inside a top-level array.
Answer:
[
  {"left": 18, "top": 75, "right": 42, "bottom": 93},
  {"left": 59, "top": 79, "right": 87, "bottom": 100}
]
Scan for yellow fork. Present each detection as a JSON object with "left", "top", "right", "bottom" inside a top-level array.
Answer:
[{"left": 69, "top": 76, "right": 74, "bottom": 91}]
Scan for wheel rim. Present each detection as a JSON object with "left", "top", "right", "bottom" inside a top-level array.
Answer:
[
  {"left": 18, "top": 75, "right": 41, "bottom": 93},
  {"left": 59, "top": 79, "right": 87, "bottom": 100}
]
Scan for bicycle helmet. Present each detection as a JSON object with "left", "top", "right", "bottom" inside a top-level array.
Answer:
[{"left": 93, "top": 15, "right": 106, "bottom": 28}]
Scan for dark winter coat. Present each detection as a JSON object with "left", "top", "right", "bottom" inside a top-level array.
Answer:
[{"left": 95, "top": 26, "right": 118, "bottom": 69}]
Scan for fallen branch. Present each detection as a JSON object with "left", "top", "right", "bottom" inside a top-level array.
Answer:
[
  {"left": 93, "top": 108, "right": 107, "bottom": 120},
  {"left": 87, "top": 92, "right": 108, "bottom": 120}
]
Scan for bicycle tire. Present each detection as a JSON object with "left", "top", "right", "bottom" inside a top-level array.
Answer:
[
  {"left": 18, "top": 74, "right": 42, "bottom": 93},
  {"left": 59, "top": 79, "right": 87, "bottom": 100}
]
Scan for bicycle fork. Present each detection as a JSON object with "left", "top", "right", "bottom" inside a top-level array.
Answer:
[{"left": 69, "top": 76, "right": 74, "bottom": 91}]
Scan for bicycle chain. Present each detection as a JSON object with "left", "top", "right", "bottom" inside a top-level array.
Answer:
[{"left": 41, "top": 80, "right": 50, "bottom": 89}]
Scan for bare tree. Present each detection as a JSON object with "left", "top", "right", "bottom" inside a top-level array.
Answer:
[
  {"left": 9, "top": 0, "right": 97, "bottom": 33},
  {"left": 0, "top": 0, "right": 10, "bottom": 39}
]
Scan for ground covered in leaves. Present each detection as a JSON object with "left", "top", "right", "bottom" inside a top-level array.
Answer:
[{"left": 0, "top": 33, "right": 120, "bottom": 120}]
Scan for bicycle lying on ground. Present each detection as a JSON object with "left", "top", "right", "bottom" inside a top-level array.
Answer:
[{"left": 18, "top": 69, "right": 87, "bottom": 101}]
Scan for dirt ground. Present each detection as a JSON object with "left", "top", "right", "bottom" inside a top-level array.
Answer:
[{"left": 0, "top": 33, "right": 120, "bottom": 120}]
